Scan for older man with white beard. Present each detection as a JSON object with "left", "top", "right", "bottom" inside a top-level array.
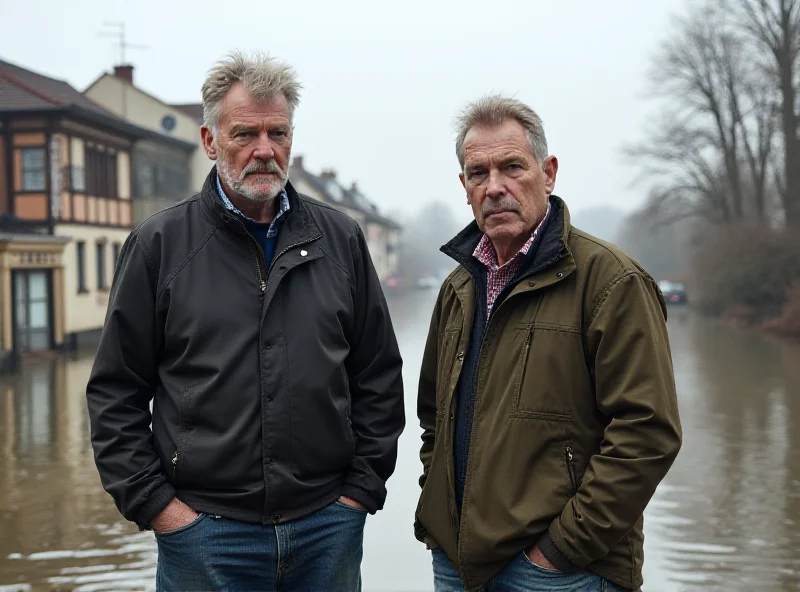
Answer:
[{"left": 86, "top": 51, "right": 405, "bottom": 592}]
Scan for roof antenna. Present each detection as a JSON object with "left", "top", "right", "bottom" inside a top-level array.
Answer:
[
  {"left": 97, "top": 22, "right": 149, "bottom": 117},
  {"left": 98, "top": 21, "right": 149, "bottom": 66}
]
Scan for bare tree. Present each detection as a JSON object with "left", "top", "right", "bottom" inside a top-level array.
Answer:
[
  {"left": 737, "top": 72, "right": 780, "bottom": 221},
  {"left": 627, "top": 1, "right": 779, "bottom": 226},
  {"left": 730, "top": 0, "right": 800, "bottom": 228},
  {"left": 626, "top": 115, "right": 735, "bottom": 225},
  {"left": 615, "top": 207, "right": 696, "bottom": 281}
]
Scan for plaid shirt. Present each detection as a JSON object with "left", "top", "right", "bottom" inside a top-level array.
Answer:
[{"left": 473, "top": 204, "right": 551, "bottom": 318}]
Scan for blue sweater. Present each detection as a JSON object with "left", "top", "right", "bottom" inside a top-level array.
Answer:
[{"left": 244, "top": 219, "right": 280, "bottom": 267}]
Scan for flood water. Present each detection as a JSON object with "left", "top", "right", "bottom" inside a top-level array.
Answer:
[{"left": 1, "top": 289, "right": 799, "bottom": 591}]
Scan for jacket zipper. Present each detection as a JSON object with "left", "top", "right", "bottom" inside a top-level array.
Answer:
[
  {"left": 227, "top": 207, "right": 322, "bottom": 295},
  {"left": 565, "top": 445, "right": 578, "bottom": 496},
  {"left": 448, "top": 230, "right": 568, "bottom": 554},
  {"left": 226, "top": 215, "right": 267, "bottom": 295},
  {"left": 457, "top": 279, "right": 494, "bottom": 549},
  {"left": 247, "top": 238, "right": 267, "bottom": 294},
  {"left": 267, "top": 233, "right": 323, "bottom": 276},
  {"left": 172, "top": 451, "right": 179, "bottom": 478},
  {"left": 445, "top": 398, "right": 460, "bottom": 536}
]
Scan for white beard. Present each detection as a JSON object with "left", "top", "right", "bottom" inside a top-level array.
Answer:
[{"left": 217, "top": 153, "right": 288, "bottom": 203}]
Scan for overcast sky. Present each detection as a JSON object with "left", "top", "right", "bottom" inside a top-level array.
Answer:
[{"left": 1, "top": 0, "right": 686, "bottom": 225}]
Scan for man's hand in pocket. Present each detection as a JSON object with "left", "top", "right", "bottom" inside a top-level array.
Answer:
[
  {"left": 338, "top": 495, "right": 367, "bottom": 511},
  {"left": 150, "top": 498, "right": 198, "bottom": 533}
]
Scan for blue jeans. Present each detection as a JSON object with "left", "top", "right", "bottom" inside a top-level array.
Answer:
[
  {"left": 155, "top": 500, "right": 366, "bottom": 591},
  {"left": 432, "top": 549, "right": 630, "bottom": 592}
]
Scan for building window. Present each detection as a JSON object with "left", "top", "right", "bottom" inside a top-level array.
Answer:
[
  {"left": 136, "top": 164, "right": 155, "bottom": 198},
  {"left": 76, "top": 241, "right": 87, "bottom": 293},
  {"left": 112, "top": 242, "right": 121, "bottom": 269},
  {"left": 22, "top": 147, "right": 46, "bottom": 191},
  {"left": 135, "top": 163, "right": 188, "bottom": 200},
  {"left": 71, "top": 165, "right": 86, "bottom": 192},
  {"left": 96, "top": 242, "right": 106, "bottom": 290},
  {"left": 86, "top": 147, "right": 118, "bottom": 198}
]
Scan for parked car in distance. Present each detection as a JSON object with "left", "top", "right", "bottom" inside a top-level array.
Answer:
[{"left": 658, "top": 280, "right": 688, "bottom": 305}]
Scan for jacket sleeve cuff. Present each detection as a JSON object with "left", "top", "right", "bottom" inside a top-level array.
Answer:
[
  {"left": 134, "top": 482, "right": 176, "bottom": 530},
  {"left": 340, "top": 483, "right": 379, "bottom": 514},
  {"left": 536, "top": 531, "right": 580, "bottom": 573}
]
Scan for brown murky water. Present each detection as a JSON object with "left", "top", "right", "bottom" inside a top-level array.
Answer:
[{"left": 1, "top": 291, "right": 799, "bottom": 591}]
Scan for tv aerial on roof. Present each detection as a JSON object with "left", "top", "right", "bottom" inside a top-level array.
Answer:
[{"left": 97, "top": 21, "right": 149, "bottom": 66}]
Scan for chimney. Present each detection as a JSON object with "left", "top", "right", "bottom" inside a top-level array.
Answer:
[
  {"left": 114, "top": 65, "right": 134, "bottom": 84},
  {"left": 292, "top": 155, "right": 304, "bottom": 170},
  {"left": 320, "top": 168, "right": 337, "bottom": 179},
  {"left": 350, "top": 182, "right": 359, "bottom": 192}
]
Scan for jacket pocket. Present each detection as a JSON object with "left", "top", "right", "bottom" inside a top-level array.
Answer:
[
  {"left": 415, "top": 421, "right": 456, "bottom": 551},
  {"left": 511, "top": 324, "right": 580, "bottom": 422},
  {"left": 172, "top": 384, "right": 195, "bottom": 484},
  {"left": 436, "top": 327, "right": 461, "bottom": 409},
  {"left": 342, "top": 368, "right": 357, "bottom": 456},
  {"left": 346, "top": 416, "right": 356, "bottom": 455}
]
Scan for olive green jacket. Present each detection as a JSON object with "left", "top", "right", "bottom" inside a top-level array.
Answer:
[{"left": 415, "top": 196, "right": 682, "bottom": 590}]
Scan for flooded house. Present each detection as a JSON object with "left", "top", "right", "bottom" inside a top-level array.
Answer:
[
  {"left": 289, "top": 156, "right": 401, "bottom": 284},
  {"left": 83, "top": 64, "right": 208, "bottom": 223},
  {"left": 0, "top": 58, "right": 183, "bottom": 372}
]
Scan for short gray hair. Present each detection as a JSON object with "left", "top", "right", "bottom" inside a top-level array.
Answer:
[
  {"left": 201, "top": 50, "right": 303, "bottom": 131},
  {"left": 454, "top": 94, "right": 549, "bottom": 169}
]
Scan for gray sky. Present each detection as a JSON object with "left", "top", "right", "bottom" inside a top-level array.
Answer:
[{"left": 1, "top": 0, "right": 685, "bottom": 226}]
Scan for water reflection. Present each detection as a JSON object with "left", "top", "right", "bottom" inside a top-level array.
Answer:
[
  {"left": 642, "top": 308, "right": 800, "bottom": 590},
  {"left": 0, "top": 353, "right": 157, "bottom": 591},
  {"left": 0, "top": 293, "right": 799, "bottom": 591}
]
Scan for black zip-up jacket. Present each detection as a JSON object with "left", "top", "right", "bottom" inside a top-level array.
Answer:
[{"left": 86, "top": 170, "right": 405, "bottom": 530}]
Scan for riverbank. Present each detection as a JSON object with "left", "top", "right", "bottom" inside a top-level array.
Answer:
[
  {"left": 716, "top": 285, "right": 800, "bottom": 340},
  {"left": 761, "top": 286, "right": 800, "bottom": 338},
  {"left": 684, "top": 226, "right": 800, "bottom": 340}
]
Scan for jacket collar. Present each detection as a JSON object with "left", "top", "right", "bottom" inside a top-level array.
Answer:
[
  {"left": 200, "top": 166, "right": 322, "bottom": 249},
  {"left": 441, "top": 194, "right": 572, "bottom": 283}
]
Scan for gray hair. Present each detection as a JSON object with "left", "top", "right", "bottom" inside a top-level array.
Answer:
[
  {"left": 454, "top": 94, "right": 549, "bottom": 169},
  {"left": 201, "top": 50, "right": 303, "bottom": 131}
]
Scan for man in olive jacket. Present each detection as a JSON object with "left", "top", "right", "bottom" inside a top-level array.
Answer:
[{"left": 415, "top": 95, "right": 682, "bottom": 591}]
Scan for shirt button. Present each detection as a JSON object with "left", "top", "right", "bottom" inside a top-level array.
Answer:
[
  {"left": 300, "top": 250, "right": 308, "bottom": 257},
  {"left": 457, "top": 352, "right": 464, "bottom": 361},
  {"left": 557, "top": 272, "right": 564, "bottom": 278},
  {"left": 528, "top": 281, "right": 535, "bottom": 287}
]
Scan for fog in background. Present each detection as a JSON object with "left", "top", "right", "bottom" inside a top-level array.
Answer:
[{"left": 0, "top": 0, "right": 684, "bottom": 229}]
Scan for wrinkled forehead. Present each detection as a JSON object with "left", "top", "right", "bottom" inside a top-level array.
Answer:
[
  {"left": 219, "top": 84, "right": 291, "bottom": 125},
  {"left": 463, "top": 121, "right": 533, "bottom": 161}
]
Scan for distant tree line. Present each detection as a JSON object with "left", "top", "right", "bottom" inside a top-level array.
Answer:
[
  {"left": 621, "top": 0, "right": 800, "bottom": 334},
  {"left": 627, "top": 0, "right": 799, "bottom": 229},
  {"left": 394, "top": 202, "right": 463, "bottom": 285}
]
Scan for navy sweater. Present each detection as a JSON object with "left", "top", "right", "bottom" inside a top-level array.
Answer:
[{"left": 245, "top": 219, "right": 281, "bottom": 268}]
